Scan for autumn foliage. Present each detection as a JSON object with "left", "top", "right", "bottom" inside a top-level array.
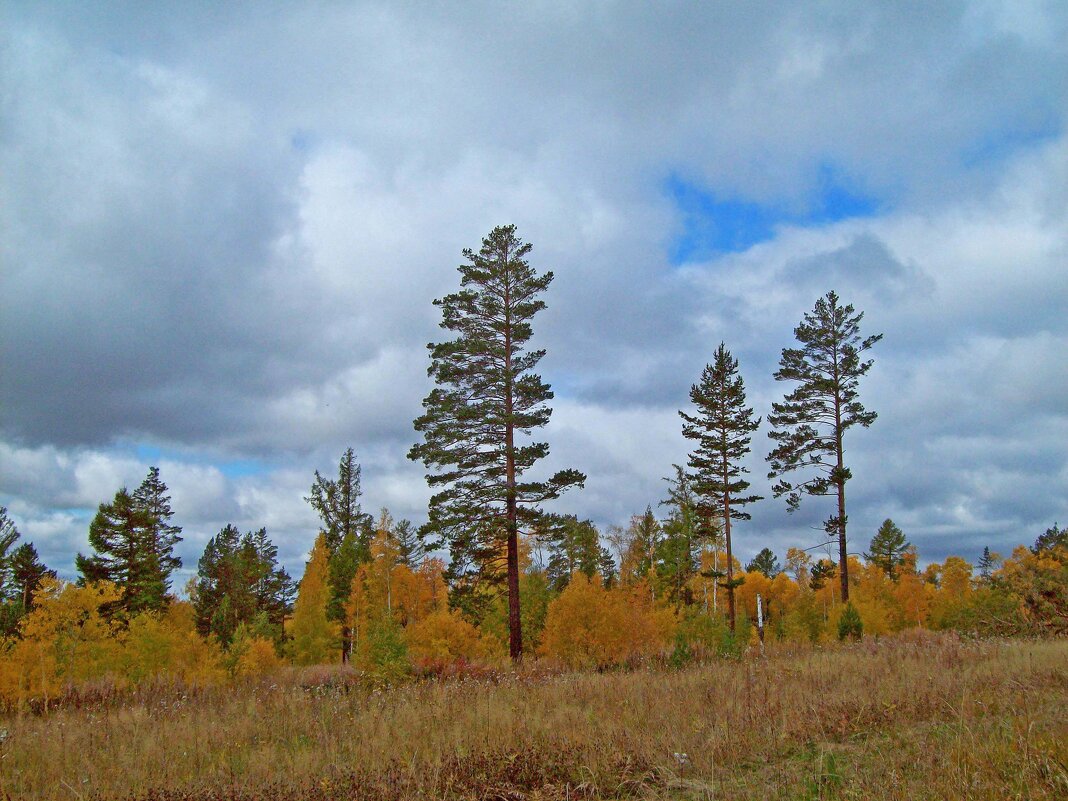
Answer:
[{"left": 1, "top": 520, "right": 1065, "bottom": 709}]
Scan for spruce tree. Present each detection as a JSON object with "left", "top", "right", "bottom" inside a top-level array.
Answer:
[
  {"left": 409, "top": 224, "right": 585, "bottom": 661},
  {"left": 193, "top": 524, "right": 294, "bottom": 647},
  {"left": 0, "top": 508, "right": 56, "bottom": 638},
  {"left": 306, "top": 448, "right": 375, "bottom": 660},
  {"left": 657, "top": 466, "right": 706, "bottom": 608},
  {"left": 9, "top": 542, "right": 55, "bottom": 611},
  {"left": 76, "top": 487, "right": 170, "bottom": 617},
  {"left": 392, "top": 519, "right": 425, "bottom": 568},
  {"left": 132, "top": 467, "right": 183, "bottom": 586},
  {"left": 679, "top": 342, "right": 762, "bottom": 631},
  {"left": 306, "top": 448, "right": 374, "bottom": 556},
  {"left": 622, "top": 506, "right": 662, "bottom": 599},
  {"left": 767, "top": 291, "right": 882, "bottom": 603},
  {"left": 865, "top": 519, "right": 910, "bottom": 580}
]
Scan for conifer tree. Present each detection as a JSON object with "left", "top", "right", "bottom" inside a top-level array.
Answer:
[
  {"left": 393, "top": 519, "right": 425, "bottom": 568},
  {"left": 287, "top": 533, "right": 338, "bottom": 665},
  {"left": 132, "top": 467, "right": 183, "bottom": 585},
  {"left": 657, "top": 466, "right": 707, "bottom": 607},
  {"left": 542, "top": 514, "right": 612, "bottom": 592},
  {"left": 680, "top": 343, "right": 762, "bottom": 630},
  {"left": 620, "top": 506, "right": 662, "bottom": 599},
  {"left": 76, "top": 487, "right": 168, "bottom": 617},
  {"left": 767, "top": 291, "right": 882, "bottom": 603},
  {"left": 0, "top": 508, "right": 56, "bottom": 638},
  {"left": 193, "top": 524, "right": 294, "bottom": 647},
  {"left": 306, "top": 448, "right": 374, "bottom": 556},
  {"left": 306, "top": 448, "right": 375, "bottom": 660},
  {"left": 75, "top": 468, "right": 183, "bottom": 618},
  {"left": 746, "top": 547, "right": 782, "bottom": 578},
  {"left": 409, "top": 224, "right": 585, "bottom": 661},
  {"left": 865, "top": 519, "right": 910, "bottom": 580},
  {"left": 977, "top": 546, "right": 1001, "bottom": 582},
  {"left": 9, "top": 542, "right": 55, "bottom": 612}
]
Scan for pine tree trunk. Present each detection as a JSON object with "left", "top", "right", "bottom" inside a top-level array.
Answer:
[
  {"left": 833, "top": 333, "right": 850, "bottom": 604},
  {"left": 724, "top": 502, "right": 736, "bottom": 633},
  {"left": 504, "top": 275, "right": 523, "bottom": 663}
]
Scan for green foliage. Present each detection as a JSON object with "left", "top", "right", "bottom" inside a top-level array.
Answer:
[
  {"left": 132, "top": 467, "right": 183, "bottom": 584},
  {"left": 930, "top": 586, "right": 1026, "bottom": 636},
  {"left": 624, "top": 506, "right": 662, "bottom": 586},
  {"left": 542, "top": 514, "right": 611, "bottom": 592},
  {"left": 409, "top": 224, "right": 585, "bottom": 660},
  {"left": 392, "top": 518, "right": 426, "bottom": 567},
  {"left": 0, "top": 509, "right": 56, "bottom": 640},
  {"left": 679, "top": 343, "right": 761, "bottom": 630},
  {"left": 977, "top": 546, "right": 1001, "bottom": 582},
  {"left": 810, "top": 559, "right": 837, "bottom": 590},
  {"left": 746, "top": 547, "right": 782, "bottom": 578},
  {"left": 356, "top": 614, "right": 409, "bottom": 684},
  {"left": 306, "top": 448, "right": 374, "bottom": 556},
  {"left": 767, "top": 291, "right": 882, "bottom": 602},
  {"left": 865, "top": 518, "right": 910, "bottom": 579},
  {"left": 837, "top": 602, "right": 863, "bottom": 640},
  {"left": 674, "top": 609, "right": 733, "bottom": 660},
  {"left": 782, "top": 592, "right": 824, "bottom": 643},
  {"left": 193, "top": 525, "right": 293, "bottom": 648},
  {"left": 1033, "top": 522, "right": 1065, "bottom": 555},
  {"left": 76, "top": 468, "right": 184, "bottom": 619},
  {"left": 657, "top": 466, "right": 706, "bottom": 607}
]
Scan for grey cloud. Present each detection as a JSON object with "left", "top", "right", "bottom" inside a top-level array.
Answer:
[{"left": 1, "top": 2, "right": 1066, "bottom": 576}]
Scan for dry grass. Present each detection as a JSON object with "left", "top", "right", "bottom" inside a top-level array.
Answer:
[{"left": 1, "top": 632, "right": 1065, "bottom": 800}]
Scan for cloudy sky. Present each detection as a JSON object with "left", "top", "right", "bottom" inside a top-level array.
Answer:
[{"left": 2, "top": 1, "right": 1066, "bottom": 585}]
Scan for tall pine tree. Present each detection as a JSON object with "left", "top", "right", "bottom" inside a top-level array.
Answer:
[
  {"left": 657, "top": 466, "right": 708, "bottom": 608},
  {"left": 767, "top": 291, "right": 881, "bottom": 603},
  {"left": 679, "top": 343, "right": 761, "bottom": 631},
  {"left": 409, "top": 224, "right": 585, "bottom": 661}
]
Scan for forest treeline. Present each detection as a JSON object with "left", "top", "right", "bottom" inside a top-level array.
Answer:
[
  {"left": 1, "top": 224, "right": 1065, "bottom": 708},
  {"left": 0, "top": 479, "right": 1065, "bottom": 710}
]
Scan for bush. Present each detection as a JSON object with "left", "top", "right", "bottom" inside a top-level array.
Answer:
[{"left": 837, "top": 602, "right": 863, "bottom": 641}]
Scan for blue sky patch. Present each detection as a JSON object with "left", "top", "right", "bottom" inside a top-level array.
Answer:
[
  {"left": 961, "top": 116, "right": 1062, "bottom": 167},
  {"left": 666, "top": 163, "right": 880, "bottom": 264},
  {"left": 132, "top": 443, "right": 268, "bottom": 479}
]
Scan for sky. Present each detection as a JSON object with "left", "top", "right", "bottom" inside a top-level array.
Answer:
[{"left": 2, "top": 1, "right": 1066, "bottom": 586}]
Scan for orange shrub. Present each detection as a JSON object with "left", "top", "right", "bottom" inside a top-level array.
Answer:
[
  {"left": 539, "top": 574, "right": 674, "bottom": 668},
  {"left": 403, "top": 607, "right": 501, "bottom": 667}
]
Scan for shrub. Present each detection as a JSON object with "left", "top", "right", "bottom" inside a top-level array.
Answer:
[{"left": 837, "top": 602, "right": 863, "bottom": 641}]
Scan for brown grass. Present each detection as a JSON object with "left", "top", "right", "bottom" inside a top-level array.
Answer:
[{"left": 1, "top": 632, "right": 1065, "bottom": 800}]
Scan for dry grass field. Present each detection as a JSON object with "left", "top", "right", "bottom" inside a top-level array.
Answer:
[{"left": 1, "top": 632, "right": 1065, "bottom": 800}]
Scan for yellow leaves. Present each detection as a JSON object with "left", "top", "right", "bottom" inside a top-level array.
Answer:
[
  {"left": 539, "top": 574, "right": 675, "bottom": 669},
  {"left": 287, "top": 533, "right": 339, "bottom": 666},
  {"left": 120, "top": 601, "right": 224, "bottom": 686},
  {"left": 403, "top": 607, "right": 501, "bottom": 667},
  {"left": 0, "top": 578, "right": 124, "bottom": 705},
  {"left": 233, "top": 637, "right": 282, "bottom": 678}
]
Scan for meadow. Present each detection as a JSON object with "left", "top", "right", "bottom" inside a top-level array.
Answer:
[{"left": 2, "top": 632, "right": 1065, "bottom": 800}]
